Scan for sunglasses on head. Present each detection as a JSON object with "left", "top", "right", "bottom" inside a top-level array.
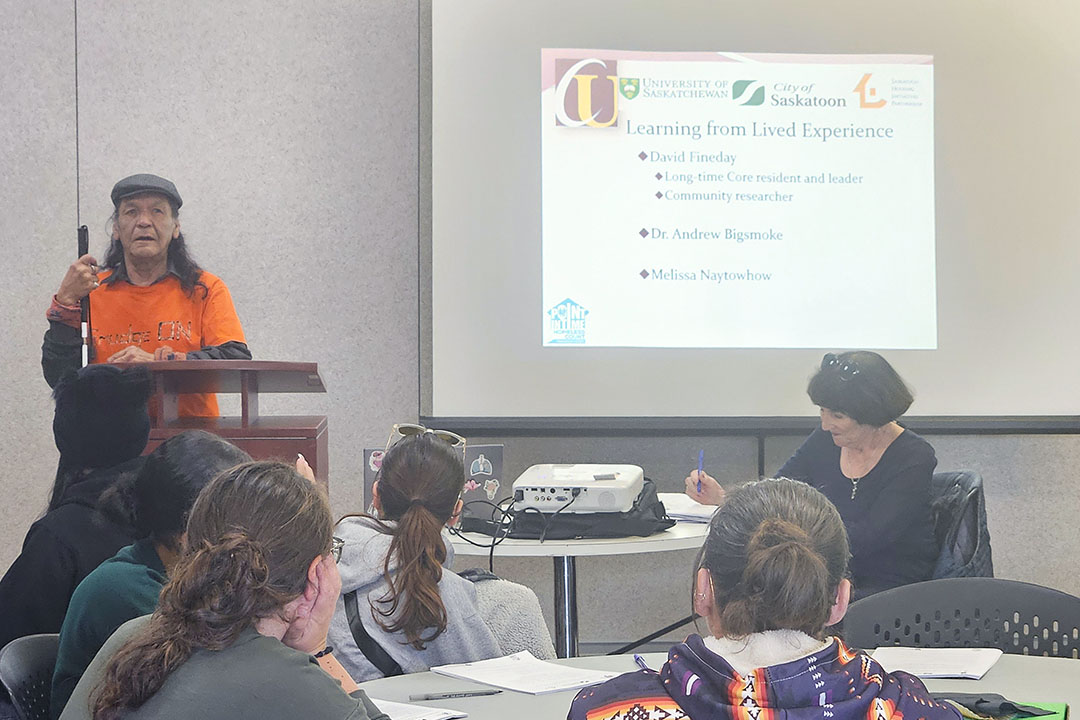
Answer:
[
  {"left": 385, "top": 423, "right": 467, "bottom": 452},
  {"left": 330, "top": 536, "right": 344, "bottom": 563},
  {"left": 821, "top": 353, "right": 860, "bottom": 381}
]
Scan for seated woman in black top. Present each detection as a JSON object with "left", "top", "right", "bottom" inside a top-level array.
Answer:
[{"left": 687, "top": 351, "right": 938, "bottom": 597}]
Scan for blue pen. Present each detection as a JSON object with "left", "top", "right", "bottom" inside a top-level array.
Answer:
[
  {"left": 634, "top": 654, "right": 651, "bottom": 672},
  {"left": 697, "top": 450, "right": 705, "bottom": 494}
]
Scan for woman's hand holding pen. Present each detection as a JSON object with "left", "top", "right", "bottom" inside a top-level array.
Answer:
[{"left": 685, "top": 470, "right": 726, "bottom": 506}]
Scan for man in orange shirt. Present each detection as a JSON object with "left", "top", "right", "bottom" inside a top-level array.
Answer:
[{"left": 42, "top": 174, "right": 250, "bottom": 417}]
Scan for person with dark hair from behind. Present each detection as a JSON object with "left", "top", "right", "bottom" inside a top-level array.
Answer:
[
  {"left": 570, "top": 478, "right": 960, "bottom": 720},
  {"left": 0, "top": 364, "right": 151, "bottom": 652},
  {"left": 42, "top": 173, "right": 251, "bottom": 418},
  {"left": 330, "top": 430, "right": 552, "bottom": 681},
  {"left": 59, "top": 461, "right": 386, "bottom": 720},
  {"left": 50, "top": 430, "right": 250, "bottom": 719},
  {"left": 687, "top": 351, "right": 938, "bottom": 597}
]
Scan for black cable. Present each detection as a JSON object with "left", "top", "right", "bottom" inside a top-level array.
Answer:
[
  {"left": 448, "top": 497, "right": 516, "bottom": 573},
  {"left": 607, "top": 614, "right": 698, "bottom": 655},
  {"left": 537, "top": 492, "right": 580, "bottom": 543}
]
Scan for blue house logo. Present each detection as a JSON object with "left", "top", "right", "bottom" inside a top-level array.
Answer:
[{"left": 547, "top": 298, "right": 588, "bottom": 344}]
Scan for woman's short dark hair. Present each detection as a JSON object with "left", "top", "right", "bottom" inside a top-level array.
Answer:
[
  {"left": 807, "top": 350, "right": 914, "bottom": 427},
  {"left": 698, "top": 478, "right": 849, "bottom": 639},
  {"left": 133, "top": 430, "right": 250, "bottom": 549}
]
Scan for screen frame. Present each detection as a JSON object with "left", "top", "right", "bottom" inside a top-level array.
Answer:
[{"left": 418, "top": 0, "right": 1080, "bottom": 433}]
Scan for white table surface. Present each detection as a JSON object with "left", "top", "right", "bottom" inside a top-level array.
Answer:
[
  {"left": 450, "top": 521, "right": 709, "bottom": 558},
  {"left": 357, "top": 652, "right": 1080, "bottom": 720}
]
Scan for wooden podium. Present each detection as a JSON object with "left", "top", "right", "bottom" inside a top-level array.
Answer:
[{"left": 141, "top": 360, "right": 329, "bottom": 486}]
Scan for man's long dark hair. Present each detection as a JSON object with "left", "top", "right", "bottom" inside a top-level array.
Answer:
[{"left": 104, "top": 203, "right": 207, "bottom": 297}]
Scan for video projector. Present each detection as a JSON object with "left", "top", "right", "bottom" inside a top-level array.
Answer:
[{"left": 512, "top": 464, "right": 644, "bottom": 514}]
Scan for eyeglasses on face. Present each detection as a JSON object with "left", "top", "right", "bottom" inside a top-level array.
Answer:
[
  {"left": 330, "top": 536, "right": 345, "bottom": 563},
  {"left": 385, "top": 423, "right": 467, "bottom": 452},
  {"left": 821, "top": 353, "right": 860, "bottom": 381}
]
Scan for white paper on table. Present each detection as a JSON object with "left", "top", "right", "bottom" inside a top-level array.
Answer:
[
  {"left": 870, "top": 646, "right": 1003, "bottom": 679},
  {"left": 431, "top": 651, "right": 622, "bottom": 695},
  {"left": 368, "top": 698, "right": 468, "bottom": 720},
  {"left": 658, "top": 493, "right": 718, "bottom": 523}
]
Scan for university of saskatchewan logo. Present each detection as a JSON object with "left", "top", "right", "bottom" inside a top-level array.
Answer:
[
  {"left": 732, "top": 80, "right": 765, "bottom": 106},
  {"left": 619, "top": 78, "right": 640, "bottom": 100},
  {"left": 547, "top": 298, "right": 588, "bottom": 344}
]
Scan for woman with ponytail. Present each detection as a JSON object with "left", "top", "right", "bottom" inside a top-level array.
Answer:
[
  {"left": 328, "top": 431, "right": 506, "bottom": 681},
  {"left": 61, "top": 462, "right": 386, "bottom": 720},
  {"left": 569, "top": 478, "right": 960, "bottom": 720}
]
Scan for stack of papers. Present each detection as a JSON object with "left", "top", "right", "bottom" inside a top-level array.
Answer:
[
  {"left": 431, "top": 651, "right": 622, "bottom": 694},
  {"left": 870, "top": 647, "right": 1003, "bottom": 679},
  {"left": 658, "top": 493, "right": 718, "bottom": 523},
  {"left": 369, "top": 699, "right": 467, "bottom": 720}
]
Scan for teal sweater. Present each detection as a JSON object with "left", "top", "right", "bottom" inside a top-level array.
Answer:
[{"left": 51, "top": 538, "right": 166, "bottom": 719}]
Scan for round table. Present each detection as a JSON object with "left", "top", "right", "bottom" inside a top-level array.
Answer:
[{"left": 450, "top": 522, "right": 709, "bottom": 657}]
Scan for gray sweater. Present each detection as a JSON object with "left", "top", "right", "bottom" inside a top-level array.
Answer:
[
  {"left": 328, "top": 517, "right": 502, "bottom": 681},
  {"left": 59, "top": 615, "right": 385, "bottom": 720}
]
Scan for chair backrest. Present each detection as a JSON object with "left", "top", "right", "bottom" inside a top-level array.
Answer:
[
  {"left": 0, "top": 634, "right": 60, "bottom": 720},
  {"left": 930, "top": 470, "right": 993, "bottom": 578},
  {"left": 844, "top": 577, "right": 1080, "bottom": 658}
]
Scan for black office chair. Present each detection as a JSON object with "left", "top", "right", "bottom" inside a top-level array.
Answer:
[
  {"left": 0, "top": 634, "right": 60, "bottom": 720},
  {"left": 930, "top": 471, "right": 993, "bottom": 578},
  {"left": 844, "top": 578, "right": 1080, "bottom": 658}
]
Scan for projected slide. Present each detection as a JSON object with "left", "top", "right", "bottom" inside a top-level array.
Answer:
[{"left": 541, "top": 50, "right": 935, "bottom": 349}]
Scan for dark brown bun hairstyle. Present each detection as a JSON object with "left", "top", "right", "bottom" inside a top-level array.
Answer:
[{"left": 699, "top": 478, "right": 849, "bottom": 639}]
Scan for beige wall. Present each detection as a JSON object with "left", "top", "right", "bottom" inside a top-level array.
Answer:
[{"left": 3, "top": 0, "right": 1079, "bottom": 650}]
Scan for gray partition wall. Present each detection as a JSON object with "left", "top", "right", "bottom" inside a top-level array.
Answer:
[
  {"left": 446, "top": 429, "right": 1080, "bottom": 651},
  {"left": 2, "top": 0, "right": 82, "bottom": 574},
  {"left": 1, "top": 0, "right": 420, "bottom": 571}
]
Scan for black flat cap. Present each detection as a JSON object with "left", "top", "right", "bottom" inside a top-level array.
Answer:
[{"left": 111, "top": 173, "right": 183, "bottom": 208}]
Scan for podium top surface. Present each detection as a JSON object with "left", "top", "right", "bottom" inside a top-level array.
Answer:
[{"left": 132, "top": 360, "right": 326, "bottom": 394}]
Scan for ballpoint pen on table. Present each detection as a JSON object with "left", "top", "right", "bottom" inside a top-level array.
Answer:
[{"left": 409, "top": 689, "right": 503, "bottom": 701}]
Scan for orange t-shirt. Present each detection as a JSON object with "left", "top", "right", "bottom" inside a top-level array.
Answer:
[{"left": 89, "top": 271, "right": 246, "bottom": 417}]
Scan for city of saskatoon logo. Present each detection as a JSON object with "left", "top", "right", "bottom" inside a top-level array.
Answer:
[
  {"left": 732, "top": 80, "right": 765, "bottom": 106},
  {"left": 619, "top": 78, "right": 640, "bottom": 100}
]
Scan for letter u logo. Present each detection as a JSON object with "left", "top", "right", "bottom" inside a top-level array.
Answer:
[{"left": 554, "top": 59, "right": 619, "bottom": 127}]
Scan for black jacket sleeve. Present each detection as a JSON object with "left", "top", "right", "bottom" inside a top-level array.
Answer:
[
  {"left": 185, "top": 340, "right": 252, "bottom": 361},
  {"left": 0, "top": 523, "right": 78, "bottom": 649},
  {"left": 42, "top": 321, "right": 82, "bottom": 388}
]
